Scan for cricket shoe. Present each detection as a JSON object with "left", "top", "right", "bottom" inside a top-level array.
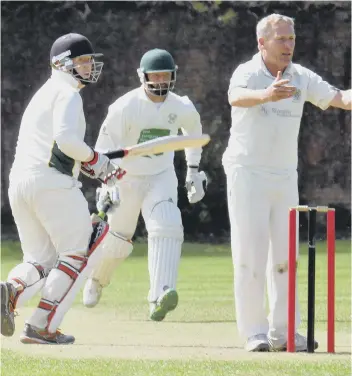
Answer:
[
  {"left": 20, "top": 323, "right": 75, "bottom": 344},
  {"left": 268, "top": 332, "right": 319, "bottom": 352},
  {"left": 1, "top": 281, "right": 16, "bottom": 337},
  {"left": 83, "top": 278, "right": 103, "bottom": 308},
  {"left": 245, "top": 334, "right": 270, "bottom": 352},
  {"left": 150, "top": 288, "right": 178, "bottom": 322}
]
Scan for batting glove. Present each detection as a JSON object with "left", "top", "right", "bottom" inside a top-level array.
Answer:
[
  {"left": 80, "top": 150, "right": 126, "bottom": 185},
  {"left": 80, "top": 150, "right": 110, "bottom": 180},
  {"left": 96, "top": 184, "right": 121, "bottom": 213},
  {"left": 185, "top": 166, "right": 208, "bottom": 204}
]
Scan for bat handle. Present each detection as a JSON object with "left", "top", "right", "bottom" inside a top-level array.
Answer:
[
  {"left": 98, "top": 201, "right": 111, "bottom": 220},
  {"left": 104, "top": 149, "right": 127, "bottom": 159}
]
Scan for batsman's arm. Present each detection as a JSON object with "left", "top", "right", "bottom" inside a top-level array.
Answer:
[
  {"left": 94, "top": 126, "right": 117, "bottom": 158},
  {"left": 95, "top": 102, "right": 129, "bottom": 159},
  {"left": 180, "top": 98, "right": 203, "bottom": 167},
  {"left": 92, "top": 103, "right": 129, "bottom": 182},
  {"left": 53, "top": 91, "right": 94, "bottom": 162}
]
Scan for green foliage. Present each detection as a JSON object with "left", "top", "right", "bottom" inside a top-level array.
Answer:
[
  {"left": 218, "top": 8, "right": 238, "bottom": 25},
  {"left": 191, "top": 2, "right": 209, "bottom": 13}
]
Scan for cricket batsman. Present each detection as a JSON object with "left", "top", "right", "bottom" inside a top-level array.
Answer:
[
  {"left": 1, "top": 33, "right": 124, "bottom": 344},
  {"left": 83, "top": 48, "right": 208, "bottom": 321}
]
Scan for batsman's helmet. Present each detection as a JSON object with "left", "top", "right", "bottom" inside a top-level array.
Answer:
[
  {"left": 137, "top": 49, "right": 178, "bottom": 97},
  {"left": 50, "top": 33, "right": 104, "bottom": 84}
]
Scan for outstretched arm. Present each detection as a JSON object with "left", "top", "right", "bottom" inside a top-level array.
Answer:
[
  {"left": 306, "top": 69, "right": 351, "bottom": 111},
  {"left": 229, "top": 71, "right": 296, "bottom": 107},
  {"left": 329, "top": 90, "right": 352, "bottom": 110}
]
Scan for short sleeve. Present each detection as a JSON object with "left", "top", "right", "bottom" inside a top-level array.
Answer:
[
  {"left": 306, "top": 69, "right": 338, "bottom": 110},
  {"left": 228, "top": 63, "right": 255, "bottom": 97}
]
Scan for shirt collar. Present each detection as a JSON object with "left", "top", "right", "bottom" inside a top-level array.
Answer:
[
  {"left": 51, "top": 69, "right": 81, "bottom": 90},
  {"left": 253, "top": 52, "right": 296, "bottom": 79}
]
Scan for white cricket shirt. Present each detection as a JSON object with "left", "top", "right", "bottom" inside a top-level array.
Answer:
[
  {"left": 95, "top": 87, "right": 203, "bottom": 175},
  {"left": 223, "top": 53, "right": 338, "bottom": 173},
  {"left": 10, "top": 69, "right": 93, "bottom": 183}
]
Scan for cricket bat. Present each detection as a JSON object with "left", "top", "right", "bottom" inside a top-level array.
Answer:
[
  {"left": 104, "top": 134, "right": 210, "bottom": 159},
  {"left": 95, "top": 134, "right": 210, "bottom": 218}
]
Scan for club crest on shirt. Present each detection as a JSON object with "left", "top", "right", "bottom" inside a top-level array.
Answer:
[
  {"left": 292, "top": 89, "right": 301, "bottom": 102},
  {"left": 168, "top": 113, "right": 177, "bottom": 124}
]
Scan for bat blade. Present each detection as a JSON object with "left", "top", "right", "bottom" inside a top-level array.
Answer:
[{"left": 104, "top": 134, "right": 210, "bottom": 160}]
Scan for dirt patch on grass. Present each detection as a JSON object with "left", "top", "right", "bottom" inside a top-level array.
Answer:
[{"left": 1, "top": 308, "right": 350, "bottom": 361}]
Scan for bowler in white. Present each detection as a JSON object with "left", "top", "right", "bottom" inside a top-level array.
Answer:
[{"left": 223, "top": 14, "right": 351, "bottom": 352}]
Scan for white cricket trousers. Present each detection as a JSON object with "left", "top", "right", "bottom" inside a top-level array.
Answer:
[
  {"left": 224, "top": 165, "right": 300, "bottom": 340},
  {"left": 8, "top": 173, "right": 92, "bottom": 266},
  {"left": 8, "top": 171, "right": 93, "bottom": 331},
  {"left": 105, "top": 168, "right": 184, "bottom": 302}
]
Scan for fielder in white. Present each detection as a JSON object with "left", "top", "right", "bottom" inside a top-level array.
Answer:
[
  {"left": 1, "top": 33, "right": 124, "bottom": 344},
  {"left": 224, "top": 14, "right": 351, "bottom": 352},
  {"left": 83, "top": 48, "right": 207, "bottom": 321}
]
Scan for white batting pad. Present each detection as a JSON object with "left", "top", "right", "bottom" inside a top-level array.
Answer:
[
  {"left": 88, "top": 230, "right": 133, "bottom": 286},
  {"left": 146, "top": 201, "right": 184, "bottom": 240},
  {"left": 7, "top": 262, "right": 49, "bottom": 308},
  {"left": 89, "top": 258, "right": 124, "bottom": 287},
  {"left": 148, "top": 238, "right": 182, "bottom": 302},
  {"left": 27, "top": 221, "right": 109, "bottom": 332},
  {"left": 26, "top": 250, "right": 96, "bottom": 331},
  {"left": 146, "top": 201, "right": 184, "bottom": 302},
  {"left": 101, "top": 230, "right": 133, "bottom": 259}
]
